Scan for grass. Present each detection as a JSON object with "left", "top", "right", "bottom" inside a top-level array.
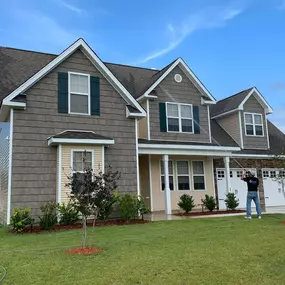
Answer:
[{"left": 1, "top": 215, "right": 285, "bottom": 285}]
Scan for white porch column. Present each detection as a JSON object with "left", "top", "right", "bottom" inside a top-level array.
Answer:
[
  {"left": 224, "top": 156, "right": 231, "bottom": 193},
  {"left": 163, "top": 155, "right": 171, "bottom": 215}
]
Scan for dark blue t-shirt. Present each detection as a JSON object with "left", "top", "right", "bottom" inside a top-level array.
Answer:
[{"left": 243, "top": 177, "right": 259, "bottom": 191}]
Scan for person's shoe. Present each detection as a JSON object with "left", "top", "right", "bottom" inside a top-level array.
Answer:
[
  {"left": 245, "top": 216, "right": 252, "bottom": 220},
  {"left": 258, "top": 216, "right": 262, "bottom": 219}
]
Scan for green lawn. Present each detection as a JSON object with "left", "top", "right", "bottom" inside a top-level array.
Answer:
[{"left": 1, "top": 215, "right": 285, "bottom": 285}]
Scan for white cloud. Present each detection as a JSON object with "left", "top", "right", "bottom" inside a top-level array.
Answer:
[
  {"left": 58, "top": 0, "right": 83, "bottom": 14},
  {"left": 136, "top": 4, "right": 246, "bottom": 64}
]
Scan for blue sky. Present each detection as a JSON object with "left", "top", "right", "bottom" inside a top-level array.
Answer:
[{"left": 0, "top": 0, "right": 285, "bottom": 130}]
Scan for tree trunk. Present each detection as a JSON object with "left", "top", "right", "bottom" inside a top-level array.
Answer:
[{"left": 82, "top": 216, "right": 87, "bottom": 248}]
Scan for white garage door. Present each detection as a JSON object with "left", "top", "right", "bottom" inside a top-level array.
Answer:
[
  {"left": 217, "top": 168, "right": 256, "bottom": 210},
  {"left": 262, "top": 169, "right": 285, "bottom": 207}
]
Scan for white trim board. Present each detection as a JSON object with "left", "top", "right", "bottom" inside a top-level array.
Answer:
[
  {"left": 57, "top": 144, "right": 62, "bottom": 205},
  {"left": 48, "top": 137, "right": 115, "bottom": 146},
  {"left": 7, "top": 109, "right": 13, "bottom": 225},
  {"left": 231, "top": 154, "right": 285, "bottom": 159},
  {"left": 139, "top": 58, "right": 216, "bottom": 102},
  {"left": 2, "top": 38, "right": 146, "bottom": 117}
]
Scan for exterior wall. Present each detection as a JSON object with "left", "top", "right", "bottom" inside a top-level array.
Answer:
[
  {"left": 0, "top": 122, "right": 10, "bottom": 224},
  {"left": 139, "top": 155, "right": 151, "bottom": 208},
  {"left": 138, "top": 101, "right": 148, "bottom": 139},
  {"left": 11, "top": 49, "right": 137, "bottom": 217},
  {"left": 213, "top": 158, "right": 281, "bottom": 211},
  {"left": 241, "top": 94, "right": 268, "bottom": 149},
  {"left": 216, "top": 112, "right": 241, "bottom": 146},
  {"left": 60, "top": 145, "right": 103, "bottom": 204},
  {"left": 149, "top": 65, "right": 210, "bottom": 142},
  {"left": 151, "top": 155, "right": 215, "bottom": 211}
]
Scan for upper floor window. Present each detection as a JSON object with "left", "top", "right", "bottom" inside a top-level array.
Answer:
[
  {"left": 244, "top": 113, "right": 264, "bottom": 136},
  {"left": 69, "top": 72, "right": 90, "bottom": 115},
  {"left": 166, "top": 103, "right": 193, "bottom": 133}
]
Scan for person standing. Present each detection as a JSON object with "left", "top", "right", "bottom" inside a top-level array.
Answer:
[{"left": 241, "top": 169, "right": 262, "bottom": 219}]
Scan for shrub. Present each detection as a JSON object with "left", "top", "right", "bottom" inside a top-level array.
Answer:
[
  {"left": 39, "top": 202, "right": 58, "bottom": 231},
  {"left": 57, "top": 201, "right": 79, "bottom": 225},
  {"left": 95, "top": 192, "right": 118, "bottom": 221},
  {"left": 225, "top": 192, "right": 239, "bottom": 210},
  {"left": 118, "top": 194, "right": 138, "bottom": 221},
  {"left": 178, "top": 194, "right": 196, "bottom": 213},
  {"left": 136, "top": 196, "right": 150, "bottom": 220},
  {"left": 202, "top": 195, "right": 216, "bottom": 212},
  {"left": 10, "top": 208, "right": 33, "bottom": 233}
]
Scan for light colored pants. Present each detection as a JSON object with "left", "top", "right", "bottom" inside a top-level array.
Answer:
[{"left": 246, "top": 191, "right": 262, "bottom": 217}]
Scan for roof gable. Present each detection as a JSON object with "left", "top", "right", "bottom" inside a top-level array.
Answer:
[
  {"left": 211, "top": 87, "right": 273, "bottom": 119},
  {"left": 1, "top": 38, "right": 146, "bottom": 116},
  {"left": 137, "top": 58, "right": 216, "bottom": 102}
]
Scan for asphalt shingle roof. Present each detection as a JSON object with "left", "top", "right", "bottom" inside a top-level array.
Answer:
[
  {"left": 210, "top": 88, "right": 252, "bottom": 117},
  {"left": 51, "top": 130, "right": 113, "bottom": 140}
]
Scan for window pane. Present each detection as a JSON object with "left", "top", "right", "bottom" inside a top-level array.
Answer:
[
  {"left": 181, "top": 105, "right": 192, "bottom": 118},
  {"left": 167, "top": 103, "right": 179, "bottom": 117},
  {"left": 192, "top": 161, "right": 204, "bottom": 174},
  {"left": 70, "top": 74, "right": 88, "bottom": 94},
  {"left": 70, "top": 94, "right": 88, "bottom": 114},
  {"left": 73, "top": 162, "right": 83, "bottom": 172},
  {"left": 168, "top": 118, "right": 179, "bottom": 131},
  {"left": 73, "top": 151, "right": 92, "bottom": 171},
  {"left": 161, "top": 176, "right": 174, "bottom": 191},
  {"left": 178, "top": 176, "right": 190, "bottom": 190},
  {"left": 255, "top": 125, "right": 263, "bottom": 136},
  {"left": 193, "top": 176, "right": 205, "bottom": 190},
  {"left": 161, "top": 161, "right": 173, "bottom": 175},
  {"left": 254, "top": 114, "right": 262, "bottom": 125},
  {"left": 181, "top": 119, "right": 193, "bottom": 132},
  {"left": 245, "top": 114, "right": 253, "bottom": 124},
  {"left": 177, "top": 161, "right": 189, "bottom": 175},
  {"left": 246, "top": 125, "right": 254, "bottom": 135}
]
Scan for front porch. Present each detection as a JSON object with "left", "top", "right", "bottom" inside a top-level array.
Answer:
[{"left": 138, "top": 142, "right": 239, "bottom": 214}]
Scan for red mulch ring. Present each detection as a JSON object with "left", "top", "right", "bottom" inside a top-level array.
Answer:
[
  {"left": 66, "top": 247, "right": 103, "bottom": 255},
  {"left": 14, "top": 219, "right": 148, "bottom": 234},
  {"left": 282, "top": 220, "right": 285, "bottom": 225},
  {"left": 175, "top": 210, "right": 246, "bottom": 217}
]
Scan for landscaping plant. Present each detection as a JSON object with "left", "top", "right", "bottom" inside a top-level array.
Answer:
[
  {"left": 136, "top": 195, "right": 150, "bottom": 220},
  {"left": 39, "top": 202, "right": 58, "bottom": 231},
  {"left": 118, "top": 194, "right": 138, "bottom": 221},
  {"left": 224, "top": 192, "right": 240, "bottom": 210},
  {"left": 10, "top": 208, "right": 34, "bottom": 233},
  {"left": 178, "top": 194, "right": 196, "bottom": 213},
  {"left": 67, "top": 159, "right": 120, "bottom": 248},
  {"left": 201, "top": 195, "right": 216, "bottom": 212},
  {"left": 57, "top": 201, "right": 80, "bottom": 225}
]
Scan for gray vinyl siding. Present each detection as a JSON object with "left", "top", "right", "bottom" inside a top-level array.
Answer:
[
  {"left": 0, "top": 122, "right": 10, "bottom": 224},
  {"left": 149, "top": 65, "right": 210, "bottom": 142},
  {"left": 241, "top": 94, "right": 269, "bottom": 149},
  {"left": 216, "top": 112, "right": 242, "bottom": 146},
  {"left": 11, "top": 49, "right": 137, "bottom": 217}
]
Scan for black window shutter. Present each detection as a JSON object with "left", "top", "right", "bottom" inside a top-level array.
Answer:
[
  {"left": 193, "top": 106, "right": 200, "bottom": 134},
  {"left": 159, "top": 103, "right": 167, "bottom": 132},
  {"left": 90, "top": 76, "right": 100, "bottom": 116},
  {"left": 58, "top": 72, "right": 68, "bottom": 113}
]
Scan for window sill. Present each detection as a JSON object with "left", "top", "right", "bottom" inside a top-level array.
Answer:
[{"left": 166, "top": 131, "right": 194, "bottom": 134}]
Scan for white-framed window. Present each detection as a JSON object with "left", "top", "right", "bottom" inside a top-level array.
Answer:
[
  {"left": 192, "top": 161, "right": 205, "bottom": 190},
  {"left": 263, "top": 170, "right": 269, "bottom": 178},
  {"left": 166, "top": 103, "right": 193, "bottom": 133},
  {"left": 244, "top": 113, "right": 264, "bottom": 136},
  {"left": 217, "top": 170, "right": 225, "bottom": 178},
  {"left": 160, "top": 160, "right": 174, "bottom": 191},
  {"left": 71, "top": 150, "right": 94, "bottom": 182},
  {"left": 176, "top": 161, "right": 191, "bottom": 191},
  {"left": 69, "top": 72, "right": 90, "bottom": 115}
]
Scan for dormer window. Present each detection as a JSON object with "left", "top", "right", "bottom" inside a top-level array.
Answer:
[
  {"left": 68, "top": 72, "right": 90, "bottom": 115},
  {"left": 166, "top": 103, "right": 193, "bottom": 133},
  {"left": 244, "top": 113, "right": 264, "bottom": 136}
]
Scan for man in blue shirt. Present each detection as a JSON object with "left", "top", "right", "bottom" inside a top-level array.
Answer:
[{"left": 241, "top": 169, "right": 262, "bottom": 220}]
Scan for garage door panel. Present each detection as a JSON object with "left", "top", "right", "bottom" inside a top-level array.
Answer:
[{"left": 263, "top": 168, "right": 285, "bottom": 207}]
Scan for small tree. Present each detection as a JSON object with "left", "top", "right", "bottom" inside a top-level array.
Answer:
[
  {"left": 178, "top": 194, "right": 195, "bottom": 213},
  {"left": 224, "top": 192, "right": 239, "bottom": 210},
  {"left": 202, "top": 195, "right": 216, "bottom": 212},
  {"left": 67, "top": 161, "right": 120, "bottom": 248}
]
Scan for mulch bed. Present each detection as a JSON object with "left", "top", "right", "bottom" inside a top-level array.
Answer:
[
  {"left": 66, "top": 247, "right": 103, "bottom": 255},
  {"left": 175, "top": 210, "right": 246, "bottom": 217},
  {"left": 282, "top": 220, "right": 285, "bottom": 225},
  {"left": 12, "top": 219, "right": 148, "bottom": 234}
]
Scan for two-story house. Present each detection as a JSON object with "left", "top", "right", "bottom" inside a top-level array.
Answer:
[{"left": 0, "top": 38, "right": 284, "bottom": 224}]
